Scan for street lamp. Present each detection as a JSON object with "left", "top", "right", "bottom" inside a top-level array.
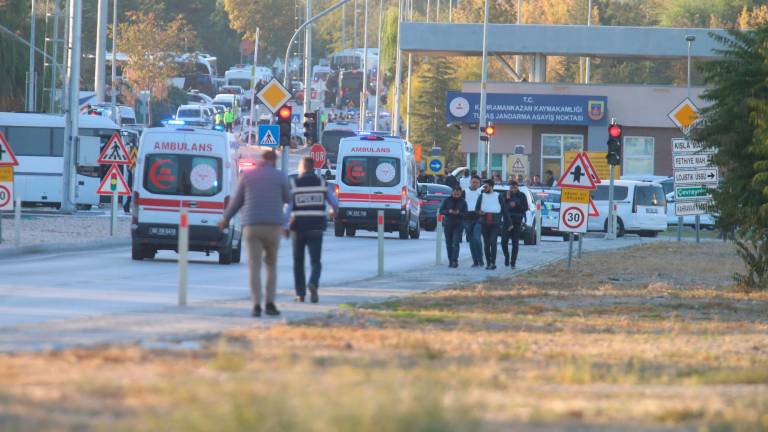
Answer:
[
  {"left": 685, "top": 34, "right": 699, "bottom": 243},
  {"left": 477, "top": 0, "right": 490, "bottom": 174}
]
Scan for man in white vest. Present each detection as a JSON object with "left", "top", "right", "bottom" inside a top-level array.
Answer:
[
  {"left": 462, "top": 175, "right": 485, "bottom": 267},
  {"left": 475, "top": 179, "right": 509, "bottom": 270}
]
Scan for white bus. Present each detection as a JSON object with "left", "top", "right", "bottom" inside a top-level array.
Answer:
[{"left": 0, "top": 112, "right": 121, "bottom": 210}]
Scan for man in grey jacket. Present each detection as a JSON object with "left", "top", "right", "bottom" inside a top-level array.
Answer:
[{"left": 219, "top": 150, "right": 290, "bottom": 317}]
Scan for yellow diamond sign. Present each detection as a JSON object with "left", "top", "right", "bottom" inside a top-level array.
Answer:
[
  {"left": 668, "top": 98, "right": 701, "bottom": 135},
  {"left": 256, "top": 78, "right": 292, "bottom": 113}
]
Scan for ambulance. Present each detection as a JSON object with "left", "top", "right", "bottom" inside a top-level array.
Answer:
[
  {"left": 334, "top": 134, "right": 421, "bottom": 239},
  {"left": 130, "top": 125, "right": 242, "bottom": 264}
]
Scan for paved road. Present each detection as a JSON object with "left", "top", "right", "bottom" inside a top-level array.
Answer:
[{"left": 0, "top": 229, "right": 659, "bottom": 352}]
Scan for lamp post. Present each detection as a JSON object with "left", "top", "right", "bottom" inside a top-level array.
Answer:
[
  {"left": 110, "top": 0, "right": 118, "bottom": 123},
  {"left": 391, "top": 0, "right": 403, "bottom": 136},
  {"left": 477, "top": 0, "right": 490, "bottom": 174},
  {"left": 585, "top": 0, "right": 592, "bottom": 84},
  {"left": 373, "top": 0, "right": 384, "bottom": 131},
  {"left": 686, "top": 34, "right": 699, "bottom": 243},
  {"left": 360, "top": 0, "right": 369, "bottom": 130},
  {"left": 27, "top": 0, "right": 37, "bottom": 112}
]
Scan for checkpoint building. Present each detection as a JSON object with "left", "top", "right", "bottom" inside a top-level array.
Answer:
[{"left": 446, "top": 81, "right": 707, "bottom": 180}]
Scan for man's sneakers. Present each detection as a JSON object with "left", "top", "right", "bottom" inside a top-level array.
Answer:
[
  {"left": 308, "top": 284, "right": 319, "bottom": 303},
  {"left": 252, "top": 305, "right": 262, "bottom": 317},
  {"left": 252, "top": 303, "right": 280, "bottom": 317}
]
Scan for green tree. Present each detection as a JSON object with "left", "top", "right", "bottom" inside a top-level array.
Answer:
[
  {"left": 223, "top": 0, "right": 295, "bottom": 65},
  {"left": 696, "top": 24, "right": 768, "bottom": 290}
]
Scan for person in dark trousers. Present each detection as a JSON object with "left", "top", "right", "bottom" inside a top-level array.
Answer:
[
  {"left": 475, "top": 179, "right": 508, "bottom": 270},
  {"left": 220, "top": 150, "right": 290, "bottom": 318},
  {"left": 285, "top": 157, "right": 339, "bottom": 303},
  {"left": 501, "top": 181, "right": 529, "bottom": 268},
  {"left": 439, "top": 186, "right": 467, "bottom": 268},
  {"left": 462, "top": 175, "right": 484, "bottom": 267}
]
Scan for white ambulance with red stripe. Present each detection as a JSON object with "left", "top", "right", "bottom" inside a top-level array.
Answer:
[
  {"left": 334, "top": 134, "right": 421, "bottom": 239},
  {"left": 130, "top": 126, "right": 242, "bottom": 264}
]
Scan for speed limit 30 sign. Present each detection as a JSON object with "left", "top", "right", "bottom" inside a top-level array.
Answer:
[
  {"left": 559, "top": 187, "right": 589, "bottom": 233},
  {"left": 0, "top": 167, "right": 14, "bottom": 211}
]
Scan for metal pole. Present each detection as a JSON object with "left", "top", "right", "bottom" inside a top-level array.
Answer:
[
  {"left": 110, "top": 0, "right": 117, "bottom": 122},
  {"left": 28, "top": 0, "right": 37, "bottom": 112},
  {"left": 248, "top": 28, "right": 260, "bottom": 146},
  {"left": 449, "top": 0, "right": 452, "bottom": 22},
  {"left": 535, "top": 201, "right": 541, "bottom": 245},
  {"left": 435, "top": 214, "right": 443, "bottom": 265},
  {"left": 353, "top": 0, "right": 358, "bottom": 49},
  {"left": 515, "top": 0, "right": 521, "bottom": 76},
  {"left": 578, "top": 232, "right": 583, "bottom": 258},
  {"left": 14, "top": 193, "right": 21, "bottom": 247},
  {"left": 686, "top": 35, "right": 700, "bottom": 244},
  {"left": 436, "top": 0, "right": 440, "bottom": 22},
  {"left": 567, "top": 232, "right": 574, "bottom": 269},
  {"left": 50, "top": 0, "right": 61, "bottom": 112},
  {"left": 360, "top": 0, "right": 368, "bottom": 130},
  {"left": 94, "top": 0, "right": 108, "bottom": 103},
  {"left": 110, "top": 188, "right": 117, "bottom": 236},
  {"left": 477, "top": 0, "right": 490, "bottom": 174},
  {"left": 606, "top": 161, "right": 616, "bottom": 239},
  {"left": 392, "top": 0, "right": 403, "bottom": 136},
  {"left": 342, "top": 3, "right": 346, "bottom": 49},
  {"left": 405, "top": 1, "right": 413, "bottom": 141},
  {"left": 585, "top": 0, "right": 591, "bottom": 84},
  {"left": 373, "top": 0, "right": 383, "bottom": 131},
  {"left": 62, "top": 0, "right": 81, "bottom": 213},
  {"left": 178, "top": 208, "right": 189, "bottom": 306},
  {"left": 304, "top": 0, "right": 313, "bottom": 119},
  {"left": 377, "top": 210, "right": 384, "bottom": 276}
]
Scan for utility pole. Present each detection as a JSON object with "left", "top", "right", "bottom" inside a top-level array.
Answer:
[
  {"left": 477, "top": 0, "right": 490, "bottom": 174},
  {"left": 248, "top": 28, "right": 260, "bottom": 146},
  {"left": 303, "top": 0, "right": 313, "bottom": 118},
  {"left": 27, "top": 0, "right": 37, "bottom": 112},
  {"left": 373, "top": 0, "right": 384, "bottom": 131},
  {"left": 392, "top": 0, "right": 403, "bottom": 136},
  {"left": 515, "top": 0, "right": 521, "bottom": 76},
  {"left": 110, "top": 0, "right": 118, "bottom": 122},
  {"left": 62, "top": 0, "right": 82, "bottom": 213},
  {"left": 585, "top": 0, "right": 592, "bottom": 84},
  {"left": 405, "top": 0, "right": 413, "bottom": 141},
  {"left": 360, "top": 0, "right": 369, "bottom": 130},
  {"left": 353, "top": 0, "right": 358, "bottom": 50},
  {"left": 94, "top": 0, "right": 108, "bottom": 103},
  {"left": 342, "top": 3, "right": 346, "bottom": 49}
]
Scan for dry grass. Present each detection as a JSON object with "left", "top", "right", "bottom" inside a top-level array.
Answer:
[{"left": 0, "top": 242, "right": 767, "bottom": 431}]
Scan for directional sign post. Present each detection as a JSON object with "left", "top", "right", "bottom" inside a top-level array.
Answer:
[
  {"left": 674, "top": 185, "right": 712, "bottom": 202},
  {"left": 426, "top": 156, "right": 445, "bottom": 176},
  {"left": 257, "top": 124, "right": 280, "bottom": 148},
  {"left": 668, "top": 98, "right": 701, "bottom": 136}
]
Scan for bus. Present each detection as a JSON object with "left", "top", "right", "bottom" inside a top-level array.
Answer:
[{"left": 0, "top": 112, "right": 122, "bottom": 210}]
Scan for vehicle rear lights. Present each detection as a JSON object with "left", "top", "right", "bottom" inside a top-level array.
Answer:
[{"left": 401, "top": 186, "right": 408, "bottom": 209}]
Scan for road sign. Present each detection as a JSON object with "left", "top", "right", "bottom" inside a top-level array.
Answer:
[
  {"left": 97, "top": 132, "right": 130, "bottom": 165},
  {"left": 588, "top": 198, "right": 599, "bottom": 217},
  {"left": 559, "top": 203, "right": 589, "bottom": 233},
  {"left": 565, "top": 151, "right": 618, "bottom": 183},
  {"left": 506, "top": 154, "right": 529, "bottom": 178},
  {"left": 674, "top": 168, "right": 719, "bottom": 185},
  {"left": 97, "top": 165, "right": 131, "bottom": 196},
  {"left": 668, "top": 98, "right": 701, "bottom": 135},
  {"left": 256, "top": 78, "right": 292, "bottom": 114},
  {"left": 557, "top": 153, "right": 597, "bottom": 190},
  {"left": 673, "top": 153, "right": 713, "bottom": 170},
  {"left": 426, "top": 156, "right": 445, "bottom": 175},
  {"left": 561, "top": 188, "right": 590, "bottom": 204},
  {"left": 257, "top": 124, "right": 280, "bottom": 148},
  {"left": 671, "top": 138, "right": 713, "bottom": 155},
  {"left": 129, "top": 146, "right": 138, "bottom": 170},
  {"left": 675, "top": 185, "right": 712, "bottom": 201},
  {"left": 310, "top": 143, "right": 327, "bottom": 169},
  {"left": 0, "top": 183, "right": 12, "bottom": 210},
  {"left": 0, "top": 132, "right": 19, "bottom": 167},
  {"left": 675, "top": 200, "right": 711, "bottom": 216}
]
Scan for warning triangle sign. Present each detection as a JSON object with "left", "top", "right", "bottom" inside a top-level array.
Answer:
[
  {"left": 580, "top": 152, "right": 602, "bottom": 184},
  {"left": 0, "top": 132, "right": 19, "bottom": 167},
  {"left": 98, "top": 132, "right": 131, "bottom": 165},
  {"left": 557, "top": 153, "right": 597, "bottom": 190},
  {"left": 97, "top": 165, "right": 131, "bottom": 196},
  {"left": 589, "top": 198, "right": 599, "bottom": 217},
  {"left": 512, "top": 159, "right": 525, "bottom": 169},
  {"left": 260, "top": 130, "right": 277, "bottom": 146}
]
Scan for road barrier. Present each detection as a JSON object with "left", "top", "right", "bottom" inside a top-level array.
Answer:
[
  {"left": 377, "top": 210, "right": 384, "bottom": 276},
  {"left": 435, "top": 214, "right": 443, "bottom": 265},
  {"left": 178, "top": 209, "right": 189, "bottom": 306}
]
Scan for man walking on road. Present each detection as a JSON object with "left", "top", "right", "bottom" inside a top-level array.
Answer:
[
  {"left": 439, "top": 186, "right": 467, "bottom": 268},
  {"left": 501, "top": 181, "right": 529, "bottom": 268},
  {"left": 476, "top": 179, "right": 508, "bottom": 270},
  {"left": 219, "top": 150, "right": 290, "bottom": 317},
  {"left": 286, "top": 157, "right": 338, "bottom": 303},
  {"left": 462, "top": 175, "right": 484, "bottom": 267},
  {"left": 224, "top": 107, "right": 234, "bottom": 133}
]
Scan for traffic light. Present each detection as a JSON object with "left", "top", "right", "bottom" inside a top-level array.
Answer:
[
  {"left": 110, "top": 173, "right": 117, "bottom": 191},
  {"left": 303, "top": 111, "right": 317, "bottom": 144},
  {"left": 606, "top": 122, "right": 622, "bottom": 166},
  {"left": 277, "top": 104, "right": 292, "bottom": 147},
  {"left": 480, "top": 122, "right": 495, "bottom": 141}
]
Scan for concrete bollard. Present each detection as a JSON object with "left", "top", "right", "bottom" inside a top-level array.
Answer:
[
  {"left": 535, "top": 202, "right": 542, "bottom": 246},
  {"left": 14, "top": 194, "right": 21, "bottom": 247},
  {"left": 178, "top": 208, "right": 189, "bottom": 306},
  {"left": 377, "top": 210, "right": 384, "bottom": 277},
  {"left": 435, "top": 214, "right": 443, "bottom": 265}
]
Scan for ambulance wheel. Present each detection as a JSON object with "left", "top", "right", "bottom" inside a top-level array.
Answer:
[
  {"left": 232, "top": 245, "right": 242, "bottom": 263},
  {"left": 524, "top": 223, "right": 537, "bottom": 245},
  {"left": 409, "top": 219, "right": 420, "bottom": 239},
  {"left": 399, "top": 220, "right": 409, "bottom": 240},
  {"left": 346, "top": 227, "right": 356, "bottom": 237},
  {"left": 218, "top": 247, "right": 233, "bottom": 265},
  {"left": 335, "top": 221, "right": 345, "bottom": 237},
  {"left": 132, "top": 243, "right": 144, "bottom": 261}
]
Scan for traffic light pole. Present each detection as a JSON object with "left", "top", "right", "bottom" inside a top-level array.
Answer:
[
  {"left": 476, "top": 0, "right": 490, "bottom": 175},
  {"left": 248, "top": 28, "right": 260, "bottom": 147},
  {"left": 606, "top": 163, "right": 616, "bottom": 240}
]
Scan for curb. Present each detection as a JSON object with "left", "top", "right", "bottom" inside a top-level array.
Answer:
[{"left": 0, "top": 238, "right": 130, "bottom": 259}]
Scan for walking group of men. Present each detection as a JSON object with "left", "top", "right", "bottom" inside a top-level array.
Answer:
[
  {"left": 219, "top": 150, "right": 337, "bottom": 318},
  {"left": 439, "top": 174, "right": 530, "bottom": 270}
]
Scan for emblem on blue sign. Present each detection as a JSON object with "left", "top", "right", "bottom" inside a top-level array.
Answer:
[{"left": 587, "top": 100, "right": 605, "bottom": 121}]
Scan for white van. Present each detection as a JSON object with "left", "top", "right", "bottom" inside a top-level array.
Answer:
[
  {"left": 130, "top": 126, "right": 242, "bottom": 264},
  {"left": 334, "top": 134, "right": 421, "bottom": 239},
  {"left": 588, "top": 179, "right": 668, "bottom": 237}
]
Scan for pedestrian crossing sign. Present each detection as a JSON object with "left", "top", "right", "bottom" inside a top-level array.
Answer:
[
  {"left": 257, "top": 124, "right": 280, "bottom": 148},
  {"left": 97, "top": 132, "right": 131, "bottom": 165}
]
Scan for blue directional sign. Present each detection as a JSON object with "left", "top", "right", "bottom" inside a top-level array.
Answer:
[
  {"left": 257, "top": 124, "right": 280, "bottom": 148},
  {"left": 426, "top": 156, "right": 445, "bottom": 175}
]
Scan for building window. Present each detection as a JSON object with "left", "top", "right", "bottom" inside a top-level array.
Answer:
[
  {"left": 623, "top": 136, "right": 654, "bottom": 175},
  {"left": 540, "top": 134, "right": 583, "bottom": 180},
  {"left": 468, "top": 153, "right": 504, "bottom": 176}
]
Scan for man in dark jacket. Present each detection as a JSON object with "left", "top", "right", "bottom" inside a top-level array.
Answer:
[
  {"left": 501, "top": 181, "right": 529, "bottom": 268},
  {"left": 475, "top": 179, "right": 509, "bottom": 270},
  {"left": 439, "top": 186, "right": 467, "bottom": 268},
  {"left": 286, "top": 157, "right": 339, "bottom": 303}
]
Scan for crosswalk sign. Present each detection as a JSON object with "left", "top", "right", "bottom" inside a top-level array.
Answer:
[
  {"left": 0, "top": 132, "right": 19, "bottom": 166},
  {"left": 97, "top": 132, "right": 131, "bottom": 165},
  {"left": 257, "top": 124, "right": 280, "bottom": 148}
]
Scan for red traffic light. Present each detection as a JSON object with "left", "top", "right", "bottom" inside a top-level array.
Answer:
[
  {"left": 608, "top": 124, "right": 622, "bottom": 138},
  {"left": 278, "top": 105, "right": 292, "bottom": 121}
]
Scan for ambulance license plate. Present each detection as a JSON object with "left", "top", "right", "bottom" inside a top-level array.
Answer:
[
  {"left": 149, "top": 227, "right": 177, "bottom": 236},
  {"left": 347, "top": 210, "right": 368, "bottom": 218}
]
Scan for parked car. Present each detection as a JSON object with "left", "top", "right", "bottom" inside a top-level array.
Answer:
[
  {"left": 418, "top": 183, "right": 452, "bottom": 231},
  {"left": 588, "top": 180, "right": 667, "bottom": 237},
  {"left": 493, "top": 184, "right": 538, "bottom": 245},
  {"left": 528, "top": 188, "right": 571, "bottom": 239}
]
